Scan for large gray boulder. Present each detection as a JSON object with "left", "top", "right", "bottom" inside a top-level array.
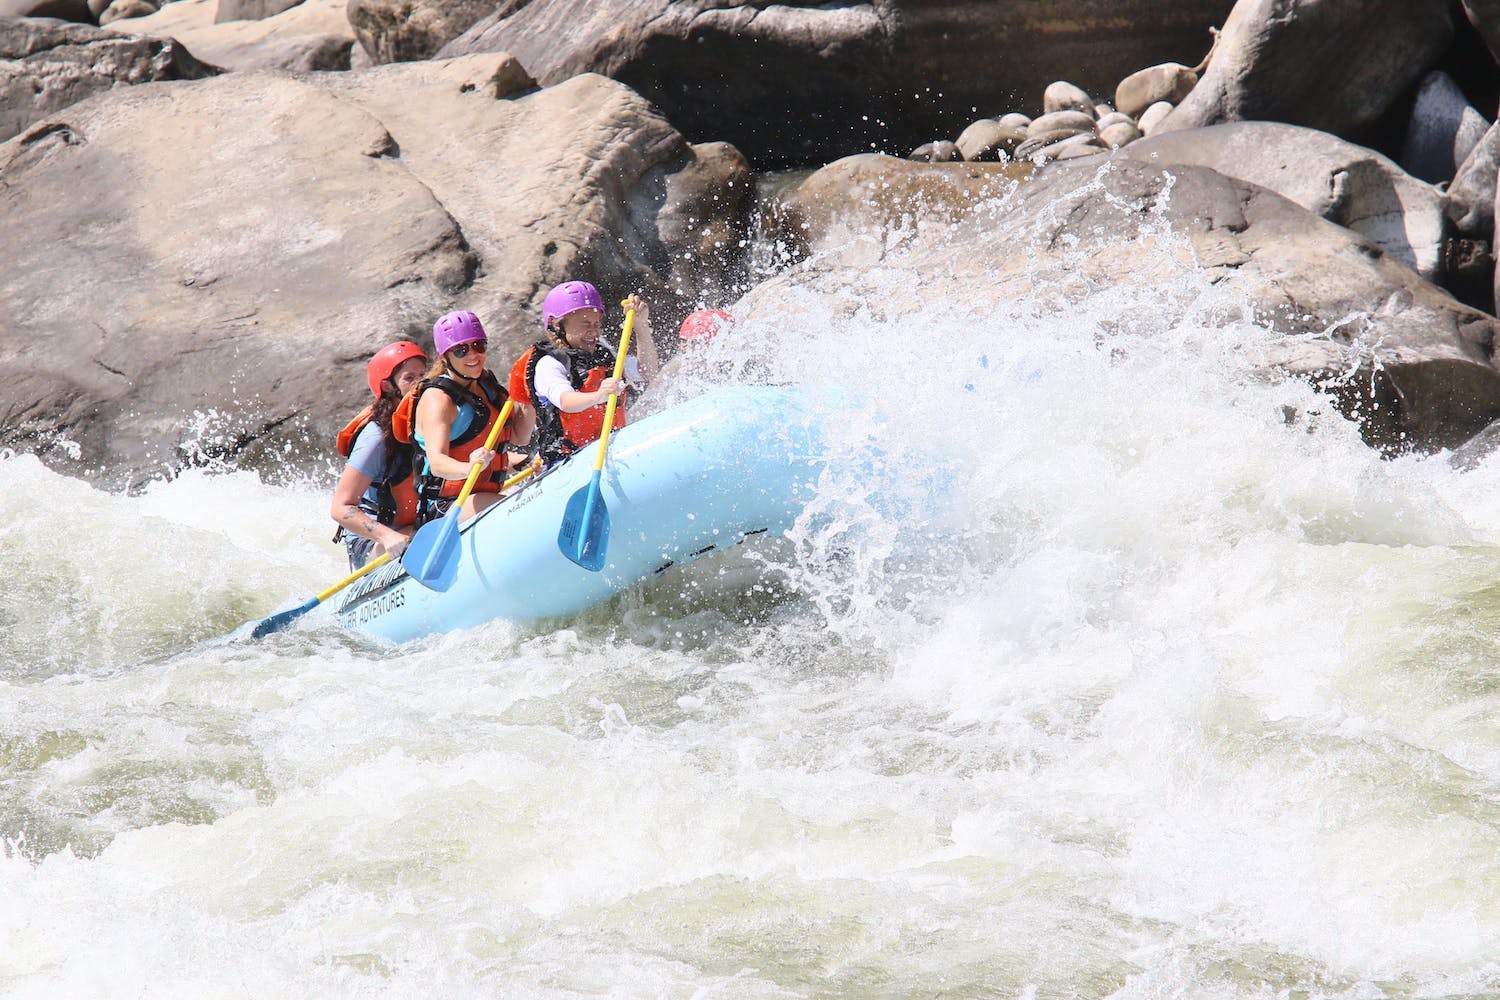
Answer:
[
  {"left": 956, "top": 118, "right": 1026, "bottom": 162},
  {"left": 762, "top": 155, "right": 1028, "bottom": 263},
  {"left": 1400, "top": 70, "right": 1491, "bottom": 185},
  {"left": 1120, "top": 122, "right": 1449, "bottom": 283},
  {"left": 0, "top": 58, "right": 754, "bottom": 484},
  {"left": 441, "top": 0, "right": 1236, "bottom": 166},
  {"left": 106, "top": 0, "right": 355, "bottom": 72},
  {"left": 227, "top": 30, "right": 349, "bottom": 71},
  {"left": 0, "top": 17, "right": 216, "bottom": 142},
  {"left": 1162, "top": 0, "right": 1453, "bottom": 142},
  {"left": 1448, "top": 119, "right": 1500, "bottom": 238},
  {"left": 755, "top": 153, "right": 1500, "bottom": 452},
  {"left": 1115, "top": 62, "right": 1198, "bottom": 119}
]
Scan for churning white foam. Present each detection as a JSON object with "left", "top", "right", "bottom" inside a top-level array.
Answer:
[{"left": 7, "top": 249, "right": 1500, "bottom": 996}]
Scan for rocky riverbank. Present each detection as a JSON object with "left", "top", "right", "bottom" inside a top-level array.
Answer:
[{"left": 2, "top": 0, "right": 1497, "bottom": 483}]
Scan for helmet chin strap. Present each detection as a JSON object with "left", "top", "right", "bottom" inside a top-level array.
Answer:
[
  {"left": 445, "top": 358, "right": 479, "bottom": 386},
  {"left": 547, "top": 322, "right": 575, "bottom": 352}
]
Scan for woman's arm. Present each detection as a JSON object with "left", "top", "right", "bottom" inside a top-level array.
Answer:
[
  {"left": 330, "top": 464, "right": 411, "bottom": 554},
  {"left": 509, "top": 401, "right": 537, "bottom": 448},
  {"left": 625, "top": 293, "right": 659, "bottom": 382},
  {"left": 538, "top": 354, "right": 621, "bottom": 414}
]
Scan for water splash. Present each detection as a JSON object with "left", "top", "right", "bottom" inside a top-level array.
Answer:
[{"left": 7, "top": 221, "right": 1500, "bottom": 995}]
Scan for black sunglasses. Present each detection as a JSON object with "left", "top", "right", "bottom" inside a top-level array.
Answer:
[{"left": 450, "top": 340, "right": 488, "bottom": 359}]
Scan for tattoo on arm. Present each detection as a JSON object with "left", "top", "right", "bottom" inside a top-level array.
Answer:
[{"left": 339, "top": 508, "right": 378, "bottom": 536}]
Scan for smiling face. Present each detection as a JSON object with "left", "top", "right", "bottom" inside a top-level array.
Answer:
[
  {"left": 560, "top": 309, "right": 604, "bottom": 352},
  {"left": 445, "top": 339, "right": 488, "bottom": 380}
]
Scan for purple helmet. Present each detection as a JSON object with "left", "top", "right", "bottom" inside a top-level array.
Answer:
[
  {"left": 433, "top": 310, "right": 486, "bottom": 356},
  {"left": 543, "top": 281, "right": 604, "bottom": 331}
]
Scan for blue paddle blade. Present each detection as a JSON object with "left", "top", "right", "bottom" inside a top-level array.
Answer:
[
  {"left": 249, "top": 596, "right": 319, "bottom": 638},
  {"left": 401, "top": 512, "right": 462, "bottom": 592},
  {"left": 558, "top": 471, "right": 610, "bottom": 571}
]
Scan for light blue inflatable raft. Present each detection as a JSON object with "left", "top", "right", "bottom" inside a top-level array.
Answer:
[{"left": 334, "top": 385, "right": 823, "bottom": 643}]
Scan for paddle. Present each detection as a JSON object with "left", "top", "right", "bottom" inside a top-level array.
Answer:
[
  {"left": 558, "top": 303, "right": 636, "bottom": 571},
  {"left": 250, "top": 553, "right": 391, "bottom": 638},
  {"left": 401, "top": 397, "right": 517, "bottom": 592},
  {"left": 248, "top": 462, "right": 540, "bottom": 638}
]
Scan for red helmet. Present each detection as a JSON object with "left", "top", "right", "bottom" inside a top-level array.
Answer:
[
  {"left": 678, "top": 309, "right": 733, "bottom": 342},
  {"left": 366, "top": 340, "right": 427, "bottom": 398}
]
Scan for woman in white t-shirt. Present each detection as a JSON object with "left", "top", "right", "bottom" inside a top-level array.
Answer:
[{"left": 506, "top": 281, "right": 659, "bottom": 465}]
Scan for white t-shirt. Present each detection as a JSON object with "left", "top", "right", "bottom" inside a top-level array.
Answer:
[{"left": 533, "top": 351, "right": 641, "bottom": 408}]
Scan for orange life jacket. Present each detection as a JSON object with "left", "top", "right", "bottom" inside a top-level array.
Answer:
[
  {"left": 391, "top": 371, "right": 514, "bottom": 516},
  {"left": 509, "top": 341, "right": 624, "bottom": 460},
  {"left": 334, "top": 405, "right": 420, "bottom": 528}
]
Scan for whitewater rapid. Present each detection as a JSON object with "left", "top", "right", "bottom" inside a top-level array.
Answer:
[{"left": 5, "top": 263, "right": 1500, "bottom": 998}]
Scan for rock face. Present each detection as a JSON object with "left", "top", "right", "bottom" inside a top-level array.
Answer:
[
  {"left": 236, "top": 31, "right": 349, "bottom": 71},
  {"left": 1449, "top": 119, "right": 1500, "bottom": 237},
  {"left": 215, "top": 0, "right": 302, "bottom": 23},
  {"left": 751, "top": 153, "right": 1500, "bottom": 452},
  {"left": 1162, "top": 0, "right": 1454, "bottom": 142},
  {"left": 1121, "top": 122, "right": 1449, "bottom": 283},
  {"left": 651, "top": 139, "right": 755, "bottom": 306},
  {"left": 0, "top": 17, "right": 217, "bottom": 143},
  {"left": 346, "top": 0, "right": 493, "bottom": 64},
  {"left": 0, "top": 0, "right": 91, "bottom": 20},
  {"left": 106, "top": 0, "right": 355, "bottom": 72},
  {"left": 442, "top": 0, "right": 1236, "bottom": 166},
  {"left": 0, "top": 57, "right": 753, "bottom": 484}
]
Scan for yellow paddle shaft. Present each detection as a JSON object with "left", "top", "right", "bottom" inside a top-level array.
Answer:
[
  {"left": 314, "top": 551, "right": 391, "bottom": 602},
  {"left": 452, "top": 397, "right": 516, "bottom": 510},
  {"left": 591, "top": 304, "right": 636, "bottom": 475}
]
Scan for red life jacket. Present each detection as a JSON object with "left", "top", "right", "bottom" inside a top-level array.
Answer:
[
  {"left": 508, "top": 341, "right": 624, "bottom": 459},
  {"left": 391, "top": 371, "right": 514, "bottom": 514},
  {"left": 334, "top": 405, "right": 420, "bottom": 528}
]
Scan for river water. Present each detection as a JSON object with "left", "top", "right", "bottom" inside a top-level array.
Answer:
[{"left": 5, "top": 255, "right": 1500, "bottom": 998}]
